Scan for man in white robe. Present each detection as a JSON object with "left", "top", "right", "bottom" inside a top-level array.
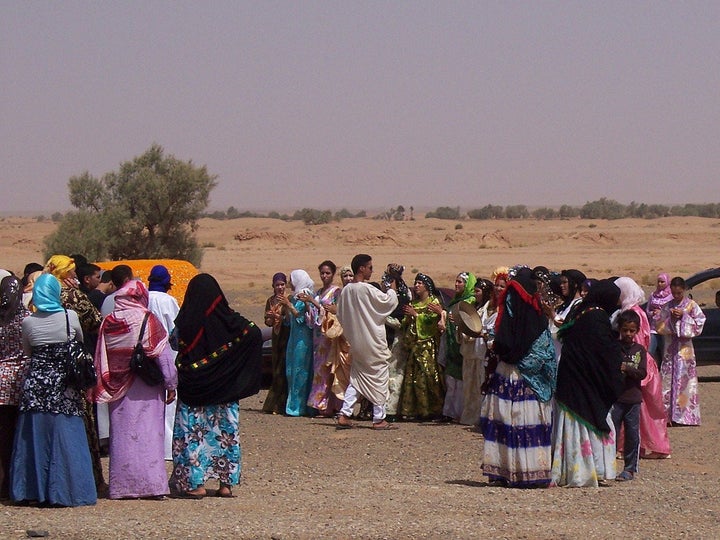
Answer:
[
  {"left": 146, "top": 265, "right": 180, "bottom": 460},
  {"left": 336, "top": 254, "right": 398, "bottom": 430}
]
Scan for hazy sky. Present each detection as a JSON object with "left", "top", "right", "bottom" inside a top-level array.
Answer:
[{"left": 2, "top": 1, "right": 719, "bottom": 213}]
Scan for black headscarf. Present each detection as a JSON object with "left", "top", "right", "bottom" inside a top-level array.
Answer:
[
  {"left": 0, "top": 275, "right": 23, "bottom": 326},
  {"left": 555, "top": 279, "right": 624, "bottom": 434},
  {"left": 493, "top": 267, "right": 548, "bottom": 365},
  {"left": 414, "top": 273, "right": 438, "bottom": 298},
  {"left": 174, "top": 273, "right": 262, "bottom": 406}
]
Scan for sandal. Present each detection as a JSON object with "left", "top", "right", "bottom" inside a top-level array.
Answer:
[
  {"left": 216, "top": 486, "right": 235, "bottom": 498},
  {"left": 372, "top": 421, "right": 399, "bottom": 431},
  {"left": 170, "top": 489, "right": 205, "bottom": 500},
  {"left": 616, "top": 471, "right": 634, "bottom": 482},
  {"left": 336, "top": 415, "right": 354, "bottom": 429}
]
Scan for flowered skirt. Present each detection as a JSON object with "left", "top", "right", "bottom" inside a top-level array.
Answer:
[
  {"left": 479, "top": 361, "right": 553, "bottom": 487},
  {"left": 550, "top": 405, "right": 616, "bottom": 487},
  {"left": 171, "top": 401, "right": 241, "bottom": 491}
]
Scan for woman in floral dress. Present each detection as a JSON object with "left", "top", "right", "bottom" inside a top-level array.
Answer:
[
  {"left": 0, "top": 274, "right": 30, "bottom": 499},
  {"left": 171, "top": 274, "right": 262, "bottom": 498},
  {"left": 656, "top": 276, "right": 705, "bottom": 426}
]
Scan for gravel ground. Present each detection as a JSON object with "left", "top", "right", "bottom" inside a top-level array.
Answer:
[{"left": 2, "top": 369, "right": 719, "bottom": 539}]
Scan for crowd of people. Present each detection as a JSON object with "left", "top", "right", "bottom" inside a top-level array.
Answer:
[
  {"left": 0, "top": 257, "right": 261, "bottom": 506},
  {"left": 0, "top": 251, "right": 709, "bottom": 507},
  {"left": 259, "top": 257, "right": 706, "bottom": 487}
]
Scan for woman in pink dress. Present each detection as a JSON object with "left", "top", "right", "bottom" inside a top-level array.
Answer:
[
  {"left": 92, "top": 279, "right": 177, "bottom": 499},
  {"left": 614, "top": 277, "right": 671, "bottom": 459}
]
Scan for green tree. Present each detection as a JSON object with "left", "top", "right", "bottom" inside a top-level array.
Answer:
[
  {"left": 44, "top": 144, "right": 217, "bottom": 265},
  {"left": 467, "top": 205, "right": 503, "bottom": 219},
  {"left": 425, "top": 206, "right": 461, "bottom": 220}
]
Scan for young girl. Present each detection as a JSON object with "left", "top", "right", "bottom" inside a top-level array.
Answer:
[{"left": 656, "top": 277, "right": 706, "bottom": 426}]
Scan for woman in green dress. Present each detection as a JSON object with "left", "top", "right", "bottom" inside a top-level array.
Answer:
[{"left": 398, "top": 273, "right": 446, "bottom": 421}]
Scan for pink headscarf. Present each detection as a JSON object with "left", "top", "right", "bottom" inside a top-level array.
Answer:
[
  {"left": 91, "top": 279, "right": 168, "bottom": 403},
  {"left": 647, "top": 272, "right": 672, "bottom": 312}
]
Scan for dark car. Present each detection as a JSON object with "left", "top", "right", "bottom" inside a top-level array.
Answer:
[{"left": 684, "top": 268, "right": 720, "bottom": 365}]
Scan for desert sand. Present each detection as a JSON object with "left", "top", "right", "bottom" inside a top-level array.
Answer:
[
  {"left": 1, "top": 215, "right": 719, "bottom": 539},
  {"left": 3, "top": 215, "right": 719, "bottom": 321}
]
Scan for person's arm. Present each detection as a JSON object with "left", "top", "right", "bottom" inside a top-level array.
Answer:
[
  {"left": 68, "top": 309, "right": 84, "bottom": 342},
  {"left": 623, "top": 348, "right": 647, "bottom": 381},
  {"left": 21, "top": 318, "right": 32, "bottom": 357}
]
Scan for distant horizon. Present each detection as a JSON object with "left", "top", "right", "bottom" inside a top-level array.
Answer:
[{"left": 2, "top": 199, "right": 718, "bottom": 220}]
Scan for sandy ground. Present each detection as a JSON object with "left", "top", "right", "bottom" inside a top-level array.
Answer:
[{"left": 1, "top": 215, "right": 720, "bottom": 538}]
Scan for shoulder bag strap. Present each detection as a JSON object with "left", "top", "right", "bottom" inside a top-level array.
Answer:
[
  {"left": 64, "top": 308, "right": 71, "bottom": 342},
  {"left": 137, "top": 312, "right": 151, "bottom": 347}
]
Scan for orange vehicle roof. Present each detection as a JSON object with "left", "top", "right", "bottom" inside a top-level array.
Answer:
[{"left": 94, "top": 259, "right": 199, "bottom": 305}]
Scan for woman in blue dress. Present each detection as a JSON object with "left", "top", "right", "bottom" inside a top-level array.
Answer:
[
  {"left": 10, "top": 274, "right": 96, "bottom": 506},
  {"left": 281, "top": 269, "right": 315, "bottom": 416}
]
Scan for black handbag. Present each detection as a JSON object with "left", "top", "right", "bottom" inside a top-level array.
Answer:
[
  {"left": 64, "top": 310, "right": 97, "bottom": 391},
  {"left": 130, "top": 312, "right": 164, "bottom": 386}
]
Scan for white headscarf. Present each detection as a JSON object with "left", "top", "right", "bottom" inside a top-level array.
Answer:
[
  {"left": 290, "top": 269, "right": 315, "bottom": 296},
  {"left": 614, "top": 276, "right": 646, "bottom": 311}
]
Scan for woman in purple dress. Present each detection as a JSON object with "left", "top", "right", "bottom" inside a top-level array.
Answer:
[{"left": 92, "top": 279, "right": 177, "bottom": 499}]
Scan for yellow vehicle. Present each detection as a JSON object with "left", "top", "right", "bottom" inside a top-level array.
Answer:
[{"left": 94, "top": 259, "right": 199, "bottom": 305}]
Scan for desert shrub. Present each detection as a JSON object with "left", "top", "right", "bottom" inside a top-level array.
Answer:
[
  {"left": 505, "top": 205, "right": 529, "bottom": 219},
  {"left": 532, "top": 207, "right": 557, "bottom": 219},
  {"left": 425, "top": 206, "right": 461, "bottom": 220},
  {"left": 293, "top": 208, "right": 332, "bottom": 225},
  {"left": 467, "top": 205, "right": 503, "bottom": 219},
  {"left": 580, "top": 198, "right": 625, "bottom": 219},
  {"left": 558, "top": 204, "right": 581, "bottom": 218}
]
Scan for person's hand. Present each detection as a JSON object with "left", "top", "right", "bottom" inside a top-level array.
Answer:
[
  {"left": 427, "top": 303, "right": 443, "bottom": 315},
  {"left": 403, "top": 305, "right": 417, "bottom": 317},
  {"left": 165, "top": 388, "right": 176, "bottom": 404},
  {"left": 437, "top": 320, "right": 446, "bottom": 333},
  {"left": 620, "top": 363, "right": 627, "bottom": 373},
  {"left": 671, "top": 307, "right": 682, "bottom": 319},
  {"left": 62, "top": 277, "right": 79, "bottom": 289}
]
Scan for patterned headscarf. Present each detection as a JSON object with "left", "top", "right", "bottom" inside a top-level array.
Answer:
[
  {"left": 31, "top": 273, "right": 65, "bottom": 313},
  {"left": 92, "top": 278, "right": 168, "bottom": 404},
  {"left": 1, "top": 275, "right": 23, "bottom": 325},
  {"left": 414, "top": 273, "right": 438, "bottom": 297},
  {"left": 44, "top": 255, "right": 76, "bottom": 279},
  {"left": 382, "top": 263, "right": 410, "bottom": 298}
]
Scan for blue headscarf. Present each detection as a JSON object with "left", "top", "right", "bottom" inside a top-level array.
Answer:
[{"left": 32, "top": 273, "right": 64, "bottom": 313}]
